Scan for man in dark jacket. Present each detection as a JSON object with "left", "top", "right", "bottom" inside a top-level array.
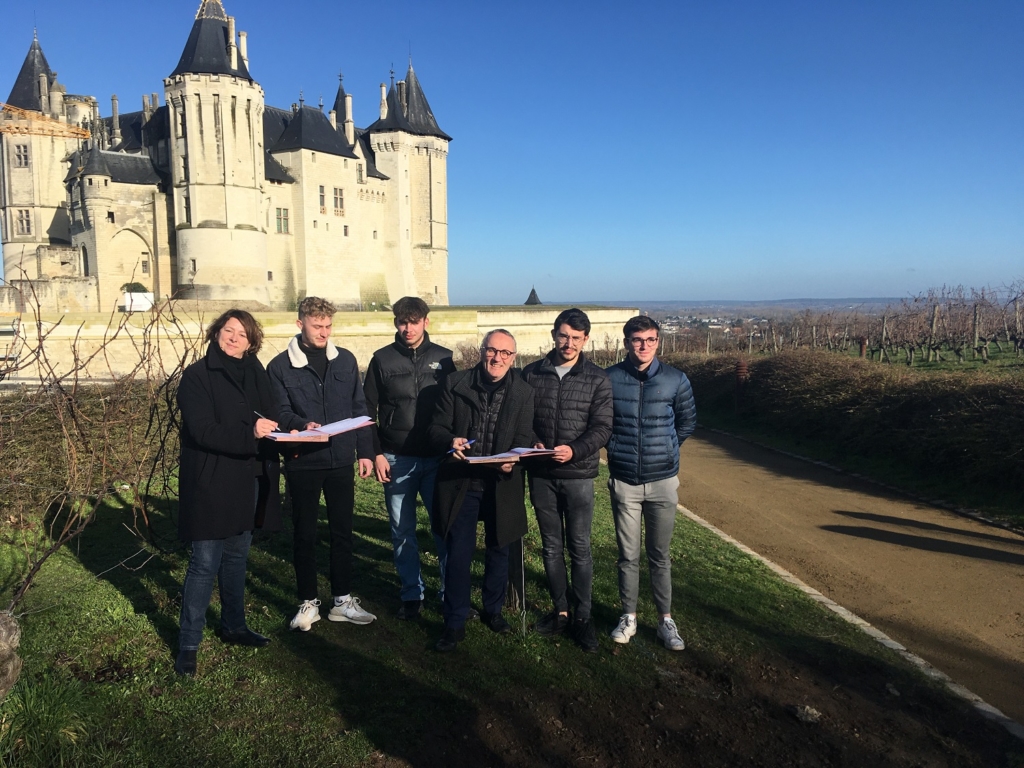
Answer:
[
  {"left": 426, "top": 329, "right": 536, "bottom": 652},
  {"left": 364, "top": 296, "right": 456, "bottom": 620},
  {"left": 605, "top": 315, "right": 696, "bottom": 652},
  {"left": 521, "top": 308, "right": 612, "bottom": 652},
  {"left": 267, "top": 297, "right": 376, "bottom": 632}
]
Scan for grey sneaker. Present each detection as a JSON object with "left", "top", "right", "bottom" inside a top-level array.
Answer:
[
  {"left": 610, "top": 614, "right": 637, "bottom": 644},
  {"left": 657, "top": 617, "right": 685, "bottom": 651},
  {"left": 328, "top": 596, "right": 376, "bottom": 625},
  {"left": 289, "top": 599, "right": 321, "bottom": 631}
]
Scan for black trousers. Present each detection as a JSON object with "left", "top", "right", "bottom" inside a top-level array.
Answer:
[{"left": 288, "top": 466, "right": 354, "bottom": 601}]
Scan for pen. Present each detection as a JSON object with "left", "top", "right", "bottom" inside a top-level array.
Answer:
[
  {"left": 448, "top": 439, "right": 475, "bottom": 454},
  {"left": 253, "top": 410, "right": 267, "bottom": 420}
]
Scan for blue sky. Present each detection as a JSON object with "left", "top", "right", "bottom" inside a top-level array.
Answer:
[{"left": 3, "top": 0, "right": 1021, "bottom": 304}]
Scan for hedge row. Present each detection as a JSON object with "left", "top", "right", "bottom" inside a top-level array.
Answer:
[{"left": 670, "top": 351, "right": 1024, "bottom": 492}]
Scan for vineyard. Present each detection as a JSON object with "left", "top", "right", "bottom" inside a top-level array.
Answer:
[{"left": 656, "top": 283, "right": 1024, "bottom": 370}]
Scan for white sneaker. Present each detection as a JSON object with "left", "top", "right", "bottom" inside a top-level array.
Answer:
[
  {"left": 610, "top": 614, "right": 637, "bottom": 644},
  {"left": 290, "top": 599, "right": 321, "bottom": 631},
  {"left": 328, "top": 596, "right": 376, "bottom": 625},
  {"left": 657, "top": 617, "right": 685, "bottom": 651}
]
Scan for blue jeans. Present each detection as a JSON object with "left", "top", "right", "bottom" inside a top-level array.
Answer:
[
  {"left": 383, "top": 452, "right": 447, "bottom": 602},
  {"left": 528, "top": 475, "right": 595, "bottom": 620},
  {"left": 178, "top": 530, "right": 253, "bottom": 650},
  {"left": 443, "top": 491, "right": 509, "bottom": 629}
]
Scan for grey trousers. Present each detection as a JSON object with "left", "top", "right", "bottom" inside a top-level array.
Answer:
[{"left": 607, "top": 475, "right": 679, "bottom": 615}]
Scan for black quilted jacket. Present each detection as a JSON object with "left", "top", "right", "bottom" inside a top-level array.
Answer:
[{"left": 520, "top": 351, "right": 613, "bottom": 480}]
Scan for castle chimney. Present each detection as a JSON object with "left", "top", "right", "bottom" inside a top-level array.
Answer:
[
  {"left": 344, "top": 93, "right": 355, "bottom": 145},
  {"left": 38, "top": 73, "right": 50, "bottom": 114},
  {"left": 398, "top": 80, "right": 407, "bottom": 115},
  {"left": 328, "top": 109, "right": 337, "bottom": 130},
  {"left": 228, "top": 17, "right": 238, "bottom": 70},
  {"left": 291, "top": 103, "right": 298, "bottom": 114},
  {"left": 142, "top": 94, "right": 151, "bottom": 120},
  {"left": 379, "top": 83, "right": 387, "bottom": 120},
  {"left": 111, "top": 95, "right": 121, "bottom": 142},
  {"left": 239, "top": 31, "right": 249, "bottom": 68},
  {"left": 49, "top": 77, "right": 64, "bottom": 120},
  {"left": 151, "top": 93, "right": 159, "bottom": 109}
]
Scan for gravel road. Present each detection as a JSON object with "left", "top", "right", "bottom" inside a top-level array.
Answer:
[{"left": 677, "top": 428, "right": 1024, "bottom": 724}]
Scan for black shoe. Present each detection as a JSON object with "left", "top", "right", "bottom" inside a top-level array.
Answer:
[
  {"left": 572, "top": 617, "right": 599, "bottom": 653},
  {"left": 219, "top": 627, "right": 271, "bottom": 647},
  {"left": 435, "top": 625, "right": 466, "bottom": 652},
  {"left": 466, "top": 606, "right": 480, "bottom": 621},
  {"left": 480, "top": 611, "right": 512, "bottom": 635},
  {"left": 535, "top": 611, "right": 570, "bottom": 637},
  {"left": 174, "top": 649, "right": 197, "bottom": 676},
  {"left": 397, "top": 600, "right": 424, "bottom": 621}
]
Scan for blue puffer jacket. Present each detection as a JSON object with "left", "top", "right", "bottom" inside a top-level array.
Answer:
[{"left": 605, "top": 357, "right": 697, "bottom": 485}]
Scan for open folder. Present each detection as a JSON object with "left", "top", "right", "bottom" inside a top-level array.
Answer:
[
  {"left": 462, "top": 447, "right": 558, "bottom": 464},
  {"left": 267, "top": 416, "right": 373, "bottom": 443}
]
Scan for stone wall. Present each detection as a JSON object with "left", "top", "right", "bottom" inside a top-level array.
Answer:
[{"left": 0, "top": 305, "right": 637, "bottom": 383}]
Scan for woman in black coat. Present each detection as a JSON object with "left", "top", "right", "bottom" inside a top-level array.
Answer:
[{"left": 175, "top": 309, "right": 282, "bottom": 676}]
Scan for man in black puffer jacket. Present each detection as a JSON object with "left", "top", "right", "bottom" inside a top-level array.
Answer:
[
  {"left": 521, "top": 308, "right": 612, "bottom": 652},
  {"left": 364, "top": 296, "right": 456, "bottom": 620}
]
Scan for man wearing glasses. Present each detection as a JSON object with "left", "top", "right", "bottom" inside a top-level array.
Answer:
[
  {"left": 605, "top": 316, "right": 696, "bottom": 651},
  {"left": 427, "top": 330, "right": 536, "bottom": 652},
  {"left": 521, "top": 309, "right": 612, "bottom": 652}
]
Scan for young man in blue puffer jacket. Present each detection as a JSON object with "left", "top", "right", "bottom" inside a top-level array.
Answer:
[{"left": 605, "top": 315, "right": 696, "bottom": 651}]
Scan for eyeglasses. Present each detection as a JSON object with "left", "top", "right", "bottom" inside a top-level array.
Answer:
[
  {"left": 555, "top": 333, "right": 586, "bottom": 346},
  {"left": 627, "top": 336, "right": 659, "bottom": 348},
  {"left": 482, "top": 347, "right": 516, "bottom": 360}
]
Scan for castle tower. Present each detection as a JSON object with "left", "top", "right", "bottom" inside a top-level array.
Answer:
[
  {"left": 368, "top": 62, "right": 450, "bottom": 305},
  {"left": 0, "top": 32, "right": 83, "bottom": 282},
  {"left": 164, "top": 0, "right": 269, "bottom": 306}
]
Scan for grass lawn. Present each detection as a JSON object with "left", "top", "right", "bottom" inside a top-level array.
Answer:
[{"left": 1, "top": 467, "right": 1021, "bottom": 767}]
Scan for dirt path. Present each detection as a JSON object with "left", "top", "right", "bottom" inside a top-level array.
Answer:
[{"left": 677, "top": 428, "right": 1024, "bottom": 725}]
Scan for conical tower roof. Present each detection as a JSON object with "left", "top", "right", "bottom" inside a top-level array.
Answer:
[
  {"left": 331, "top": 77, "right": 347, "bottom": 119},
  {"left": 170, "top": 0, "right": 252, "bottom": 80},
  {"left": 6, "top": 33, "right": 55, "bottom": 111},
  {"left": 368, "top": 80, "right": 414, "bottom": 134},
  {"left": 403, "top": 63, "right": 451, "bottom": 141},
  {"left": 81, "top": 143, "right": 111, "bottom": 177},
  {"left": 525, "top": 287, "right": 542, "bottom": 305}
]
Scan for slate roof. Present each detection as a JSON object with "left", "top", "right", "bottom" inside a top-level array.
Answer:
[
  {"left": 269, "top": 105, "right": 358, "bottom": 159},
  {"left": 367, "top": 64, "right": 450, "bottom": 141},
  {"left": 525, "top": 287, "right": 542, "bottom": 305},
  {"left": 332, "top": 81, "right": 348, "bottom": 118},
  {"left": 7, "top": 35, "right": 55, "bottom": 112},
  {"left": 170, "top": 1, "right": 252, "bottom": 80},
  {"left": 264, "top": 151, "right": 294, "bottom": 183},
  {"left": 67, "top": 145, "right": 164, "bottom": 186},
  {"left": 354, "top": 129, "right": 388, "bottom": 180},
  {"left": 403, "top": 64, "right": 451, "bottom": 140},
  {"left": 103, "top": 106, "right": 171, "bottom": 153},
  {"left": 263, "top": 105, "right": 293, "bottom": 149}
]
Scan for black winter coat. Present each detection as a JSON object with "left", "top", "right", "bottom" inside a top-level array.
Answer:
[
  {"left": 520, "top": 351, "right": 613, "bottom": 480},
  {"left": 364, "top": 332, "right": 456, "bottom": 457},
  {"left": 427, "top": 366, "right": 536, "bottom": 548},
  {"left": 605, "top": 357, "right": 697, "bottom": 485},
  {"left": 266, "top": 336, "right": 375, "bottom": 471},
  {"left": 177, "top": 346, "right": 282, "bottom": 542}
]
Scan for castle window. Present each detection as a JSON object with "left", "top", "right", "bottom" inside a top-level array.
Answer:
[
  {"left": 107, "top": 212, "right": 115, "bottom": 223},
  {"left": 343, "top": 225, "right": 349, "bottom": 237},
  {"left": 311, "top": 152, "right": 317, "bottom": 163},
  {"left": 104, "top": 179, "right": 108, "bottom": 187},
  {"left": 276, "top": 208, "right": 289, "bottom": 234},
  {"left": 373, "top": 230, "right": 377, "bottom": 240},
  {"left": 189, "top": 259, "right": 197, "bottom": 273},
  {"left": 88, "top": 178, "right": 93, "bottom": 186},
  {"left": 319, "top": 185, "right": 325, "bottom": 208},
  {"left": 268, "top": 271, "right": 273, "bottom": 281},
  {"left": 334, "top": 188, "right": 344, "bottom": 213},
  {"left": 344, "top": 159, "right": 348, "bottom": 168},
  {"left": 184, "top": 197, "right": 191, "bottom": 224},
  {"left": 16, "top": 210, "right": 31, "bottom": 235},
  {"left": 313, "top": 220, "right": 318, "bottom": 229},
  {"left": 356, "top": 164, "right": 364, "bottom": 183},
  {"left": 14, "top": 145, "right": 29, "bottom": 167},
  {"left": 141, "top": 258, "right": 150, "bottom": 275}
]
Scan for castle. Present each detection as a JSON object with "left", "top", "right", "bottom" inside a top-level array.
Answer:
[{"left": 0, "top": 0, "right": 450, "bottom": 314}]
